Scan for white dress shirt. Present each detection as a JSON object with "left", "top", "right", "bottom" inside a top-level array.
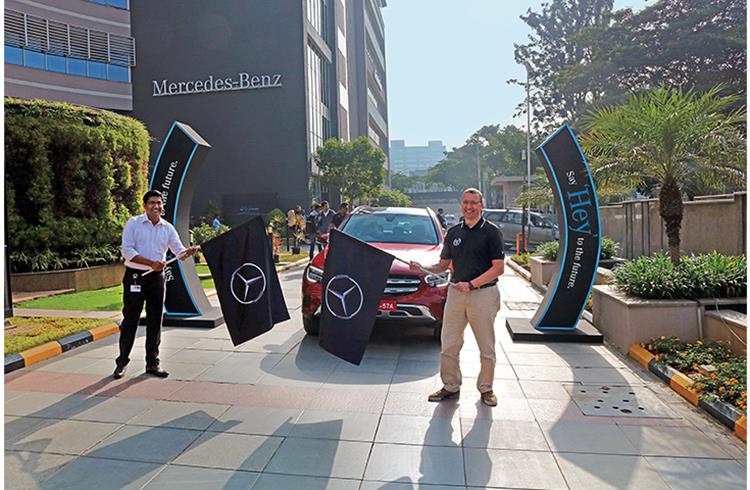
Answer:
[{"left": 122, "top": 213, "right": 187, "bottom": 271}]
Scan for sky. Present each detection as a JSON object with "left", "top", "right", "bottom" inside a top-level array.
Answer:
[{"left": 382, "top": 0, "right": 650, "bottom": 150}]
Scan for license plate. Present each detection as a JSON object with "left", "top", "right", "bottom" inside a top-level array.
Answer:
[{"left": 378, "top": 299, "right": 398, "bottom": 311}]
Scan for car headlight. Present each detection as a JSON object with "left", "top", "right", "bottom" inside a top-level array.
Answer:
[
  {"left": 306, "top": 265, "right": 323, "bottom": 283},
  {"left": 424, "top": 270, "right": 451, "bottom": 287}
]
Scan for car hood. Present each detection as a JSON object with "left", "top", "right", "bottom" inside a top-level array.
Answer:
[{"left": 312, "top": 242, "right": 443, "bottom": 274}]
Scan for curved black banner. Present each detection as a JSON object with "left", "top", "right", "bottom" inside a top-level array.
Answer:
[
  {"left": 149, "top": 121, "right": 213, "bottom": 317},
  {"left": 531, "top": 124, "right": 601, "bottom": 330}
]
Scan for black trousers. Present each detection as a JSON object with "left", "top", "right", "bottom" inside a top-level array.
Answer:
[{"left": 117, "top": 267, "right": 165, "bottom": 368}]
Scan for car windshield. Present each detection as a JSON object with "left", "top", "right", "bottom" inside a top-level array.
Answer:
[{"left": 342, "top": 213, "right": 439, "bottom": 245}]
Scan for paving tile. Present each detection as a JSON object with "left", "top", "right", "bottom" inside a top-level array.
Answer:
[
  {"left": 258, "top": 370, "right": 329, "bottom": 389},
  {"left": 620, "top": 426, "right": 733, "bottom": 458},
  {"left": 166, "top": 380, "right": 248, "bottom": 405},
  {"left": 540, "top": 421, "right": 638, "bottom": 454},
  {"left": 84, "top": 425, "right": 202, "bottom": 463},
  {"left": 6, "top": 392, "right": 95, "bottom": 419},
  {"left": 208, "top": 406, "right": 302, "bottom": 436},
  {"left": 306, "top": 388, "right": 387, "bottom": 413},
  {"left": 4, "top": 450, "right": 74, "bottom": 489},
  {"left": 646, "top": 456, "right": 747, "bottom": 490},
  {"left": 167, "top": 349, "right": 232, "bottom": 364},
  {"left": 364, "top": 443, "right": 464, "bottom": 486},
  {"left": 506, "top": 352, "right": 624, "bottom": 368},
  {"left": 5, "top": 416, "right": 56, "bottom": 445},
  {"left": 461, "top": 418, "right": 549, "bottom": 451},
  {"left": 458, "top": 397, "right": 535, "bottom": 421},
  {"left": 74, "top": 358, "right": 148, "bottom": 376},
  {"left": 291, "top": 410, "right": 380, "bottom": 441},
  {"left": 360, "top": 483, "right": 466, "bottom": 490},
  {"left": 127, "top": 400, "right": 230, "bottom": 430},
  {"left": 38, "top": 455, "right": 163, "bottom": 490},
  {"left": 82, "top": 377, "right": 188, "bottom": 400},
  {"left": 394, "top": 360, "right": 440, "bottom": 376},
  {"left": 172, "top": 432, "right": 282, "bottom": 471},
  {"left": 383, "top": 392, "right": 462, "bottom": 418},
  {"left": 513, "top": 365, "right": 641, "bottom": 384},
  {"left": 232, "top": 385, "right": 319, "bottom": 409},
  {"left": 463, "top": 448, "right": 566, "bottom": 489},
  {"left": 144, "top": 465, "right": 259, "bottom": 489},
  {"left": 266, "top": 437, "right": 371, "bottom": 479},
  {"left": 520, "top": 380, "right": 578, "bottom": 400},
  {"left": 10, "top": 419, "right": 122, "bottom": 455},
  {"left": 375, "top": 414, "right": 461, "bottom": 446},
  {"left": 388, "top": 374, "right": 441, "bottom": 394},
  {"left": 34, "top": 356, "right": 100, "bottom": 373},
  {"left": 324, "top": 370, "right": 394, "bottom": 389},
  {"left": 69, "top": 396, "right": 158, "bottom": 424},
  {"left": 188, "top": 338, "right": 236, "bottom": 351},
  {"left": 250, "top": 473, "right": 361, "bottom": 490},
  {"left": 528, "top": 398, "right": 615, "bottom": 424},
  {"left": 555, "top": 452, "right": 670, "bottom": 489}
]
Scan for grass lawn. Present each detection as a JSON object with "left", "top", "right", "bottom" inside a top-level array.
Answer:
[{"left": 5, "top": 316, "right": 113, "bottom": 356}]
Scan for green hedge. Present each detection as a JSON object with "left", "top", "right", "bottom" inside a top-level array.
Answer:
[
  {"left": 613, "top": 252, "right": 746, "bottom": 299},
  {"left": 533, "top": 236, "right": 620, "bottom": 261},
  {"left": 6, "top": 98, "right": 149, "bottom": 271}
]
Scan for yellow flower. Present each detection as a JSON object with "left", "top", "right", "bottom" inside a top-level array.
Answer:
[
  {"left": 696, "top": 340, "right": 703, "bottom": 345},
  {"left": 660, "top": 336, "right": 666, "bottom": 340}
]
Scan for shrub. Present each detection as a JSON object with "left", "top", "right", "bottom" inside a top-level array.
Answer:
[
  {"left": 370, "top": 188, "right": 412, "bottom": 207},
  {"left": 6, "top": 98, "right": 149, "bottom": 271},
  {"left": 534, "top": 236, "right": 620, "bottom": 261},
  {"left": 191, "top": 223, "right": 230, "bottom": 246},
  {"left": 614, "top": 252, "right": 746, "bottom": 299},
  {"left": 600, "top": 236, "right": 620, "bottom": 260},
  {"left": 535, "top": 241, "right": 559, "bottom": 261},
  {"left": 510, "top": 253, "right": 530, "bottom": 269},
  {"left": 266, "top": 208, "right": 287, "bottom": 237}
]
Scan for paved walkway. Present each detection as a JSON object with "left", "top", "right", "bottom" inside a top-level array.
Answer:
[{"left": 5, "top": 268, "right": 746, "bottom": 489}]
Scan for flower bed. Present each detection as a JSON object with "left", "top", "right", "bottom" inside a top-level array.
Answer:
[{"left": 643, "top": 336, "right": 746, "bottom": 413}]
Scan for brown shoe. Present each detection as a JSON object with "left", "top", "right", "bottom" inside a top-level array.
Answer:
[
  {"left": 428, "top": 388, "right": 460, "bottom": 402},
  {"left": 480, "top": 390, "right": 497, "bottom": 407}
]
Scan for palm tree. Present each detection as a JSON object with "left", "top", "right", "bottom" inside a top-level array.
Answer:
[{"left": 582, "top": 85, "right": 746, "bottom": 265}]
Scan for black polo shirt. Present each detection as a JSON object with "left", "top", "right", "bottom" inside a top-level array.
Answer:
[{"left": 440, "top": 217, "right": 505, "bottom": 283}]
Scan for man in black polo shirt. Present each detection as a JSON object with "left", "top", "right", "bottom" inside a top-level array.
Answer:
[{"left": 410, "top": 187, "right": 505, "bottom": 406}]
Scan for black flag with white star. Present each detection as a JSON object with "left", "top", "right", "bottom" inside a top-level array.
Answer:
[
  {"left": 319, "top": 229, "right": 394, "bottom": 364},
  {"left": 201, "top": 216, "right": 289, "bottom": 346}
]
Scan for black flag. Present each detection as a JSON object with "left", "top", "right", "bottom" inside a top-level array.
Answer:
[
  {"left": 201, "top": 216, "right": 289, "bottom": 346},
  {"left": 319, "top": 229, "right": 394, "bottom": 365}
]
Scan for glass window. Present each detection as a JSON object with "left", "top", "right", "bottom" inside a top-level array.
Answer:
[
  {"left": 5, "top": 45, "right": 23, "bottom": 65},
  {"left": 342, "top": 214, "right": 439, "bottom": 245},
  {"left": 24, "top": 49, "right": 46, "bottom": 70},
  {"left": 107, "top": 64, "right": 129, "bottom": 82},
  {"left": 67, "top": 57, "right": 87, "bottom": 77},
  {"left": 46, "top": 54, "right": 66, "bottom": 73},
  {"left": 90, "top": 0, "right": 108, "bottom": 4},
  {"left": 88, "top": 61, "right": 107, "bottom": 79}
]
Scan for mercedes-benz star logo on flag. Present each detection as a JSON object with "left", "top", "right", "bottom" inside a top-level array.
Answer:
[
  {"left": 325, "top": 274, "right": 364, "bottom": 320},
  {"left": 230, "top": 263, "right": 267, "bottom": 305}
]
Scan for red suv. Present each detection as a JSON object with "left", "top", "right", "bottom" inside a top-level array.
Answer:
[{"left": 302, "top": 207, "right": 450, "bottom": 340}]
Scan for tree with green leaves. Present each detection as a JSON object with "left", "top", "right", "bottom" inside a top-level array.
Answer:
[
  {"left": 582, "top": 85, "right": 746, "bottom": 265},
  {"left": 560, "top": 0, "right": 746, "bottom": 107},
  {"left": 513, "top": 0, "right": 614, "bottom": 133},
  {"left": 315, "top": 136, "right": 386, "bottom": 203}
]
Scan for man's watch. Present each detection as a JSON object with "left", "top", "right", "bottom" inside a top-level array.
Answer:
[{"left": 468, "top": 281, "right": 478, "bottom": 290}]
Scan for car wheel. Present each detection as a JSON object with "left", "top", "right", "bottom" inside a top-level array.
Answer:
[
  {"left": 303, "top": 313, "right": 320, "bottom": 336},
  {"left": 432, "top": 321, "right": 442, "bottom": 342}
]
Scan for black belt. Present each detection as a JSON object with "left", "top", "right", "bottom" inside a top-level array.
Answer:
[
  {"left": 451, "top": 280, "right": 497, "bottom": 289},
  {"left": 126, "top": 266, "right": 160, "bottom": 275}
]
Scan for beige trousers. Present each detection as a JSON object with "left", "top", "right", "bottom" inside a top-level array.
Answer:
[{"left": 440, "top": 285, "right": 501, "bottom": 393}]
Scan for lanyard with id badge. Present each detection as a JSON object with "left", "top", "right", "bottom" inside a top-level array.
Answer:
[{"left": 130, "top": 272, "right": 142, "bottom": 293}]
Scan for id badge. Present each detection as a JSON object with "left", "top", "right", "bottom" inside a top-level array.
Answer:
[{"left": 130, "top": 284, "right": 142, "bottom": 293}]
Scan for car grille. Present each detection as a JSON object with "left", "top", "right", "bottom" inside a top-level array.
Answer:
[{"left": 384, "top": 275, "right": 420, "bottom": 295}]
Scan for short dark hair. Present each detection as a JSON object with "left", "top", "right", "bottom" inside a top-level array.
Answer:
[
  {"left": 340, "top": 202, "right": 349, "bottom": 209},
  {"left": 143, "top": 190, "right": 163, "bottom": 204},
  {"left": 321, "top": 200, "right": 329, "bottom": 207},
  {"left": 314, "top": 203, "right": 322, "bottom": 210},
  {"left": 437, "top": 208, "right": 444, "bottom": 213}
]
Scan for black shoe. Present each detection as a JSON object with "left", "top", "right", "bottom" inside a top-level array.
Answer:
[
  {"left": 113, "top": 365, "right": 127, "bottom": 379},
  {"left": 145, "top": 365, "right": 169, "bottom": 378}
]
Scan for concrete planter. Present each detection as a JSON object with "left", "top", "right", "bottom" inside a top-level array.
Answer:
[
  {"left": 11, "top": 263, "right": 124, "bottom": 293},
  {"left": 530, "top": 256, "right": 556, "bottom": 287},
  {"left": 592, "top": 285, "right": 701, "bottom": 354}
]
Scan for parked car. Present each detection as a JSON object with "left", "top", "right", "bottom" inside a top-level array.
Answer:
[
  {"left": 482, "top": 208, "right": 558, "bottom": 249},
  {"left": 302, "top": 206, "right": 449, "bottom": 340}
]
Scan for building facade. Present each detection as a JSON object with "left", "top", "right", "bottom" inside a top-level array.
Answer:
[
  {"left": 4, "top": 0, "right": 388, "bottom": 224},
  {"left": 389, "top": 140, "right": 446, "bottom": 176},
  {"left": 4, "top": 0, "right": 135, "bottom": 111},
  {"left": 128, "top": 0, "right": 388, "bottom": 224}
]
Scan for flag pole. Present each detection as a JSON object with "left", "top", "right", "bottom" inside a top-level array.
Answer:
[
  {"left": 142, "top": 246, "right": 201, "bottom": 276},
  {"left": 390, "top": 255, "right": 442, "bottom": 277}
]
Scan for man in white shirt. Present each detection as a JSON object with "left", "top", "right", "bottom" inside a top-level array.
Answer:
[{"left": 115, "top": 190, "right": 197, "bottom": 379}]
